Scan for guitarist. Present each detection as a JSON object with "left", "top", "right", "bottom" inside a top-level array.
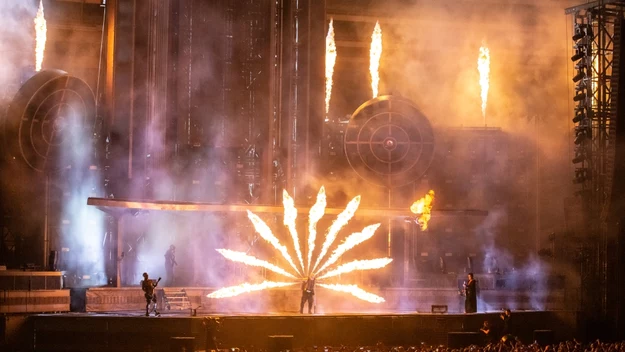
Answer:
[{"left": 141, "top": 272, "right": 161, "bottom": 316}]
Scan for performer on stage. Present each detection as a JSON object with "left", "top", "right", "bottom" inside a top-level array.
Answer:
[
  {"left": 141, "top": 272, "right": 161, "bottom": 316},
  {"left": 499, "top": 308, "right": 513, "bottom": 338},
  {"left": 164, "top": 245, "right": 177, "bottom": 286},
  {"left": 460, "top": 272, "right": 477, "bottom": 313},
  {"left": 300, "top": 276, "right": 316, "bottom": 314}
]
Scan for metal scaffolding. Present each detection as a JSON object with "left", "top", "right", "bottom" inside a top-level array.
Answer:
[{"left": 567, "top": 0, "right": 625, "bottom": 336}]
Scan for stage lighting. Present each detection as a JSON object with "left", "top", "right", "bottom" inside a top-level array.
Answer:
[
  {"left": 572, "top": 111, "right": 586, "bottom": 123},
  {"left": 573, "top": 92, "right": 586, "bottom": 102},
  {"left": 572, "top": 152, "right": 586, "bottom": 164},
  {"left": 574, "top": 168, "right": 590, "bottom": 184},
  {"left": 574, "top": 128, "right": 591, "bottom": 145},
  {"left": 572, "top": 70, "right": 586, "bottom": 83},
  {"left": 571, "top": 51, "right": 585, "bottom": 62},
  {"left": 572, "top": 32, "right": 585, "bottom": 41}
]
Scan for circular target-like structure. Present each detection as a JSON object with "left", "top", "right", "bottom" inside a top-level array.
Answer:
[
  {"left": 3, "top": 69, "right": 96, "bottom": 173},
  {"left": 344, "top": 95, "right": 435, "bottom": 187}
]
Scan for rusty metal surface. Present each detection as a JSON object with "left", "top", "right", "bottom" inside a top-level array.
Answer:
[{"left": 87, "top": 197, "right": 487, "bottom": 218}]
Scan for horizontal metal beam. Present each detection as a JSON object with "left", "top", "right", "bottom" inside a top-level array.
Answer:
[
  {"left": 87, "top": 197, "right": 488, "bottom": 218},
  {"left": 565, "top": 0, "right": 625, "bottom": 14}
]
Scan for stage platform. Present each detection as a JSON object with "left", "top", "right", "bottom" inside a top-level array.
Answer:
[
  {"left": 81, "top": 285, "right": 578, "bottom": 314},
  {"left": 4, "top": 310, "right": 578, "bottom": 351}
]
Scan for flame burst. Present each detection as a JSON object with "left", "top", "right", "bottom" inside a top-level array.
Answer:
[
  {"left": 477, "top": 45, "right": 490, "bottom": 123},
  {"left": 314, "top": 224, "right": 381, "bottom": 276},
  {"left": 410, "top": 190, "right": 435, "bottom": 231},
  {"left": 209, "top": 188, "right": 391, "bottom": 304},
  {"left": 318, "top": 258, "right": 393, "bottom": 280},
  {"left": 370, "top": 21, "right": 383, "bottom": 98},
  {"left": 207, "top": 281, "right": 296, "bottom": 299},
  {"left": 34, "top": 0, "right": 47, "bottom": 72},
  {"left": 318, "top": 283, "right": 385, "bottom": 303},
  {"left": 216, "top": 249, "right": 297, "bottom": 279},
  {"left": 325, "top": 19, "right": 337, "bottom": 115},
  {"left": 247, "top": 210, "right": 301, "bottom": 276},
  {"left": 307, "top": 187, "right": 327, "bottom": 273},
  {"left": 283, "top": 190, "right": 305, "bottom": 272},
  {"left": 311, "top": 195, "right": 361, "bottom": 273}
]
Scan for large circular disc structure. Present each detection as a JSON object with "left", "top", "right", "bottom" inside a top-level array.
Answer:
[
  {"left": 2, "top": 69, "right": 96, "bottom": 173},
  {"left": 344, "top": 95, "right": 435, "bottom": 187}
]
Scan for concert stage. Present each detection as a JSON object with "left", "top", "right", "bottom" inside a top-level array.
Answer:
[
  {"left": 1, "top": 281, "right": 580, "bottom": 350},
  {"left": 12, "top": 310, "right": 577, "bottom": 352}
]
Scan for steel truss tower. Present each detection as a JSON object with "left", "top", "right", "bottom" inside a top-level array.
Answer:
[{"left": 567, "top": 0, "right": 625, "bottom": 338}]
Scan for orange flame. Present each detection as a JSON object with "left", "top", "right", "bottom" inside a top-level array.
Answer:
[
  {"left": 325, "top": 19, "right": 337, "bottom": 115},
  {"left": 369, "top": 21, "right": 382, "bottom": 98},
  {"left": 34, "top": 0, "right": 47, "bottom": 72},
  {"left": 317, "top": 258, "right": 392, "bottom": 279},
  {"left": 318, "top": 283, "right": 385, "bottom": 303},
  {"left": 311, "top": 195, "right": 361, "bottom": 273},
  {"left": 283, "top": 190, "right": 305, "bottom": 273},
  {"left": 247, "top": 210, "right": 301, "bottom": 276},
  {"left": 477, "top": 45, "right": 490, "bottom": 122},
  {"left": 307, "top": 186, "right": 327, "bottom": 273},
  {"left": 314, "top": 223, "right": 381, "bottom": 276},
  {"left": 216, "top": 249, "right": 297, "bottom": 279},
  {"left": 207, "top": 281, "right": 296, "bottom": 299},
  {"left": 211, "top": 188, "right": 388, "bottom": 302},
  {"left": 410, "top": 190, "right": 435, "bottom": 231}
]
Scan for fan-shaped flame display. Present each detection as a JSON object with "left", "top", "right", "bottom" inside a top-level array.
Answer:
[
  {"left": 318, "top": 258, "right": 393, "bottom": 279},
  {"left": 477, "top": 45, "right": 490, "bottom": 123},
  {"left": 215, "top": 249, "right": 297, "bottom": 279},
  {"left": 410, "top": 190, "right": 435, "bottom": 231},
  {"left": 34, "top": 0, "right": 47, "bottom": 72},
  {"left": 325, "top": 19, "right": 337, "bottom": 115},
  {"left": 247, "top": 210, "right": 301, "bottom": 276},
  {"left": 311, "top": 195, "right": 361, "bottom": 273},
  {"left": 283, "top": 190, "right": 305, "bottom": 273},
  {"left": 318, "top": 283, "right": 385, "bottom": 303},
  {"left": 314, "top": 224, "right": 381, "bottom": 276},
  {"left": 370, "top": 21, "right": 383, "bottom": 98},
  {"left": 208, "top": 188, "right": 391, "bottom": 304},
  {"left": 307, "top": 187, "right": 327, "bottom": 273},
  {"left": 207, "top": 281, "right": 296, "bottom": 299}
]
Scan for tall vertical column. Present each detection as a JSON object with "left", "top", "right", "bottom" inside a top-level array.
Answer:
[
  {"left": 104, "top": 0, "right": 175, "bottom": 285},
  {"left": 280, "top": 0, "right": 325, "bottom": 202}
]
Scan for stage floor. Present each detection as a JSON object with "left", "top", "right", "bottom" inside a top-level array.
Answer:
[{"left": 18, "top": 310, "right": 578, "bottom": 352}]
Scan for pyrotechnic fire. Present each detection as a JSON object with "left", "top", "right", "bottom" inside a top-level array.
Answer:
[
  {"left": 325, "top": 19, "right": 337, "bottom": 115},
  {"left": 318, "top": 283, "right": 385, "bottom": 303},
  {"left": 283, "top": 190, "right": 305, "bottom": 272},
  {"left": 477, "top": 45, "right": 490, "bottom": 122},
  {"left": 370, "top": 21, "right": 383, "bottom": 98},
  {"left": 215, "top": 249, "right": 297, "bottom": 279},
  {"left": 208, "top": 188, "right": 391, "bottom": 304},
  {"left": 311, "top": 195, "right": 361, "bottom": 274},
  {"left": 410, "top": 190, "right": 435, "bottom": 231},
  {"left": 247, "top": 210, "right": 301, "bottom": 276},
  {"left": 34, "top": 0, "right": 47, "bottom": 72},
  {"left": 314, "top": 223, "right": 381, "bottom": 276},
  {"left": 307, "top": 187, "right": 327, "bottom": 273},
  {"left": 207, "top": 281, "right": 296, "bottom": 299},
  {"left": 317, "top": 258, "right": 393, "bottom": 279}
]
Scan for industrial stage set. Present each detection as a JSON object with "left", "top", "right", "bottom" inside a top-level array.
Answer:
[{"left": 4, "top": 0, "right": 625, "bottom": 350}]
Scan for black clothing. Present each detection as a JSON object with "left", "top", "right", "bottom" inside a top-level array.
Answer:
[
  {"left": 164, "top": 249, "right": 177, "bottom": 286},
  {"left": 464, "top": 279, "right": 477, "bottom": 313},
  {"left": 141, "top": 278, "right": 160, "bottom": 316},
  {"left": 300, "top": 278, "right": 315, "bottom": 314},
  {"left": 500, "top": 313, "right": 512, "bottom": 337}
]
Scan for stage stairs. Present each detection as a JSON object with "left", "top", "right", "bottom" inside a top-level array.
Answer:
[{"left": 162, "top": 288, "right": 191, "bottom": 311}]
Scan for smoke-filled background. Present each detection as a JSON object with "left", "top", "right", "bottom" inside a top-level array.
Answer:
[{"left": 0, "top": 0, "right": 585, "bottom": 313}]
